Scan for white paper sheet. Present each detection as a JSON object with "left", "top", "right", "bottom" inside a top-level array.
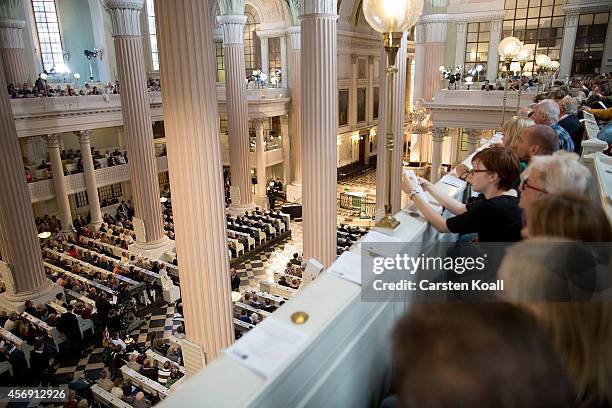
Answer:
[
  {"left": 440, "top": 174, "right": 464, "bottom": 188},
  {"left": 225, "top": 317, "right": 308, "bottom": 379},
  {"left": 403, "top": 169, "right": 424, "bottom": 193},
  {"left": 327, "top": 250, "right": 364, "bottom": 285},
  {"left": 360, "top": 231, "right": 407, "bottom": 258}
]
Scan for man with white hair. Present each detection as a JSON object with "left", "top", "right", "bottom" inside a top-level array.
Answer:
[
  {"left": 518, "top": 151, "right": 590, "bottom": 210},
  {"left": 530, "top": 99, "right": 574, "bottom": 152}
]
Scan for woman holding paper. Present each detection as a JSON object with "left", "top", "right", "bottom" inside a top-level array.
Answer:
[{"left": 401, "top": 146, "right": 523, "bottom": 242}]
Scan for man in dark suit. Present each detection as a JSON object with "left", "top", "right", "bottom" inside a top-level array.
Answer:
[
  {"left": 558, "top": 96, "right": 583, "bottom": 153},
  {"left": 3, "top": 343, "right": 29, "bottom": 385},
  {"left": 230, "top": 270, "right": 241, "bottom": 292},
  {"left": 73, "top": 214, "right": 84, "bottom": 237},
  {"left": 481, "top": 80, "right": 493, "bottom": 91},
  {"left": 59, "top": 305, "right": 82, "bottom": 355}
]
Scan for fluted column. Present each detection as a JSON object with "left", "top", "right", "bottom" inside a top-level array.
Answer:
[
  {"left": 455, "top": 22, "right": 467, "bottom": 69},
  {"left": 423, "top": 21, "right": 447, "bottom": 101},
  {"left": 104, "top": 0, "right": 166, "bottom": 249},
  {"left": 559, "top": 11, "right": 579, "bottom": 78},
  {"left": 301, "top": 0, "right": 337, "bottom": 267},
  {"left": 376, "top": 34, "right": 408, "bottom": 220},
  {"left": 155, "top": 0, "right": 234, "bottom": 368},
  {"left": 281, "top": 114, "right": 291, "bottom": 185},
  {"left": 466, "top": 129, "right": 482, "bottom": 155},
  {"left": 413, "top": 23, "right": 426, "bottom": 103},
  {"left": 260, "top": 37, "right": 269, "bottom": 79},
  {"left": 254, "top": 118, "right": 267, "bottom": 207},
  {"left": 487, "top": 19, "right": 502, "bottom": 82},
  {"left": 76, "top": 130, "right": 102, "bottom": 228},
  {"left": 349, "top": 54, "right": 357, "bottom": 125},
  {"left": 218, "top": 14, "right": 254, "bottom": 211},
  {"left": 0, "top": 56, "right": 56, "bottom": 309},
  {"left": 0, "top": 19, "right": 27, "bottom": 87},
  {"left": 430, "top": 128, "right": 445, "bottom": 183},
  {"left": 280, "top": 36, "right": 287, "bottom": 87},
  {"left": 44, "top": 134, "right": 73, "bottom": 234},
  {"left": 21, "top": 137, "right": 36, "bottom": 165},
  {"left": 288, "top": 26, "right": 302, "bottom": 186},
  {"left": 367, "top": 55, "right": 374, "bottom": 123}
]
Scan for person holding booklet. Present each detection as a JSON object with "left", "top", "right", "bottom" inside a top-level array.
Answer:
[{"left": 401, "top": 146, "right": 523, "bottom": 243}]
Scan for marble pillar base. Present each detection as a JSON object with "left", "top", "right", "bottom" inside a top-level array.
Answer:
[
  {"left": 227, "top": 202, "right": 257, "bottom": 216},
  {"left": 0, "top": 281, "right": 62, "bottom": 312},
  {"left": 286, "top": 183, "right": 302, "bottom": 203},
  {"left": 254, "top": 195, "right": 268, "bottom": 210},
  {"left": 129, "top": 236, "right": 175, "bottom": 259},
  {"left": 181, "top": 337, "right": 207, "bottom": 378}
]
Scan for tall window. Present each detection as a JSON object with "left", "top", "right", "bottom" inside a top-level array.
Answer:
[
  {"left": 503, "top": 0, "right": 565, "bottom": 75},
  {"left": 215, "top": 42, "right": 225, "bottom": 83},
  {"left": 244, "top": 7, "right": 261, "bottom": 76},
  {"left": 268, "top": 37, "right": 281, "bottom": 81},
  {"left": 573, "top": 12, "right": 609, "bottom": 75},
  {"left": 146, "top": 0, "right": 159, "bottom": 71},
  {"left": 32, "top": 0, "right": 65, "bottom": 72},
  {"left": 465, "top": 22, "right": 490, "bottom": 79}
]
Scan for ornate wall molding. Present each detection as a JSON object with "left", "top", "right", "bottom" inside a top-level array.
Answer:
[
  {"left": 104, "top": 0, "right": 144, "bottom": 37},
  {"left": 564, "top": 2, "right": 612, "bottom": 15},
  {"left": 453, "top": 10, "right": 505, "bottom": 24},
  {"left": 565, "top": 12, "right": 580, "bottom": 28},
  {"left": 218, "top": 15, "right": 248, "bottom": 44}
]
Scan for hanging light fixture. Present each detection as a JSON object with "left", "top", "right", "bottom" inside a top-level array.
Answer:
[
  {"left": 363, "top": 0, "right": 424, "bottom": 229},
  {"left": 498, "top": 36, "right": 522, "bottom": 126}
]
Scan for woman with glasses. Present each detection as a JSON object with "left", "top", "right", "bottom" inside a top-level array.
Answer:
[{"left": 401, "top": 146, "right": 522, "bottom": 242}]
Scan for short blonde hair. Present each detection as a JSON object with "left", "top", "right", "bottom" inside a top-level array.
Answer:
[{"left": 501, "top": 116, "right": 535, "bottom": 149}]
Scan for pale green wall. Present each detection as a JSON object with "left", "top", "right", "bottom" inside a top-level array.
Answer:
[{"left": 56, "top": 0, "right": 99, "bottom": 81}]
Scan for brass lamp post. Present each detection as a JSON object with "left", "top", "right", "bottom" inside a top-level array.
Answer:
[
  {"left": 516, "top": 44, "right": 533, "bottom": 111},
  {"left": 498, "top": 36, "right": 522, "bottom": 127},
  {"left": 363, "top": 0, "right": 423, "bottom": 229}
]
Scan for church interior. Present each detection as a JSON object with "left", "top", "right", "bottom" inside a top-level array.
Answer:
[{"left": 0, "top": 0, "right": 611, "bottom": 406}]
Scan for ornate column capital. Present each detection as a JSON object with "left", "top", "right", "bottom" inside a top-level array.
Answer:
[
  {"left": 43, "top": 134, "right": 61, "bottom": 148},
  {"left": 431, "top": 127, "right": 446, "bottom": 143},
  {"left": 414, "top": 23, "right": 426, "bottom": 45},
  {"left": 280, "top": 113, "right": 290, "bottom": 123},
  {"left": 456, "top": 22, "right": 467, "bottom": 34},
  {"left": 425, "top": 21, "right": 447, "bottom": 43},
  {"left": 287, "top": 26, "right": 301, "bottom": 50},
  {"left": 75, "top": 130, "right": 92, "bottom": 144},
  {"left": 251, "top": 117, "right": 266, "bottom": 130},
  {"left": 0, "top": 18, "right": 25, "bottom": 49},
  {"left": 217, "top": 15, "right": 247, "bottom": 45},
  {"left": 565, "top": 12, "right": 579, "bottom": 28},
  {"left": 466, "top": 129, "right": 482, "bottom": 142},
  {"left": 104, "top": 0, "right": 145, "bottom": 37},
  {"left": 351, "top": 54, "right": 358, "bottom": 64},
  {"left": 491, "top": 18, "right": 503, "bottom": 33}
]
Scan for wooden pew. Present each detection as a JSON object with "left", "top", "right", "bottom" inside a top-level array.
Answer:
[
  {"left": 166, "top": 334, "right": 183, "bottom": 350},
  {"left": 21, "top": 312, "right": 66, "bottom": 351},
  {"left": 233, "top": 318, "right": 254, "bottom": 333},
  {"left": 145, "top": 349, "right": 186, "bottom": 375},
  {"left": 233, "top": 302, "right": 271, "bottom": 319},
  {"left": 254, "top": 291, "right": 287, "bottom": 307},
  {"left": 45, "top": 302, "right": 94, "bottom": 339},
  {"left": 44, "top": 262, "right": 115, "bottom": 296},
  {"left": 91, "top": 384, "right": 133, "bottom": 408},
  {"left": 120, "top": 365, "right": 169, "bottom": 398},
  {"left": 0, "top": 327, "right": 30, "bottom": 365},
  {"left": 259, "top": 280, "right": 296, "bottom": 298},
  {"left": 64, "top": 289, "right": 97, "bottom": 312}
]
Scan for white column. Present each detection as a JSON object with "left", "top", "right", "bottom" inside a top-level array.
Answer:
[
  {"left": 413, "top": 23, "right": 426, "bottom": 103},
  {"left": 487, "top": 19, "right": 502, "bottom": 82},
  {"left": 254, "top": 118, "right": 267, "bottom": 207},
  {"left": 281, "top": 114, "right": 291, "bottom": 185},
  {"left": 280, "top": 35, "right": 287, "bottom": 87},
  {"left": 260, "top": 37, "right": 269, "bottom": 79},
  {"left": 367, "top": 55, "right": 374, "bottom": 123},
  {"left": 218, "top": 14, "right": 254, "bottom": 211},
  {"left": 0, "top": 55, "right": 58, "bottom": 311},
  {"left": 0, "top": 19, "right": 27, "bottom": 86},
  {"left": 116, "top": 127, "right": 126, "bottom": 149},
  {"left": 559, "top": 11, "right": 579, "bottom": 79},
  {"left": 155, "top": 0, "right": 234, "bottom": 369},
  {"left": 466, "top": 129, "right": 481, "bottom": 155},
  {"left": 430, "top": 128, "right": 445, "bottom": 183},
  {"left": 376, "top": 34, "right": 408, "bottom": 219},
  {"left": 349, "top": 54, "right": 357, "bottom": 125},
  {"left": 455, "top": 22, "right": 467, "bottom": 69},
  {"left": 286, "top": 26, "right": 302, "bottom": 200},
  {"left": 21, "top": 137, "right": 36, "bottom": 165},
  {"left": 76, "top": 130, "right": 103, "bottom": 228},
  {"left": 301, "top": 0, "right": 337, "bottom": 267},
  {"left": 104, "top": 0, "right": 168, "bottom": 252},
  {"left": 44, "top": 134, "right": 73, "bottom": 234},
  {"left": 423, "top": 21, "right": 447, "bottom": 101}
]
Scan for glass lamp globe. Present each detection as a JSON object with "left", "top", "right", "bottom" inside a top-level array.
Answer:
[
  {"left": 549, "top": 60, "right": 560, "bottom": 70},
  {"left": 40, "top": 73, "right": 48, "bottom": 80},
  {"left": 74, "top": 73, "right": 81, "bottom": 80},
  {"left": 517, "top": 45, "right": 533, "bottom": 62},
  {"left": 465, "top": 76, "right": 473, "bottom": 84},
  {"left": 475, "top": 64, "right": 483, "bottom": 72},
  {"left": 498, "top": 36, "right": 522, "bottom": 59},
  {"left": 363, "top": 0, "right": 424, "bottom": 34},
  {"left": 535, "top": 54, "right": 551, "bottom": 67}
]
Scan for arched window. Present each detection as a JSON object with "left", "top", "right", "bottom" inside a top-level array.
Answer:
[
  {"left": 31, "top": 0, "right": 66, "bottom": 72},
  {"left": 244, "top": 5, "right": 261, "bottom": 76}
]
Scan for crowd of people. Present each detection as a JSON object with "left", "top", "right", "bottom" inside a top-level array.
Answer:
[
  {"left": 391, "top": 73, "right": 612, "bottom": 407},
  {"left": 7, "top": 77, "right": 162, "bottom": 99}
]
